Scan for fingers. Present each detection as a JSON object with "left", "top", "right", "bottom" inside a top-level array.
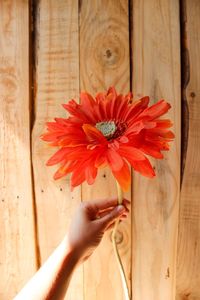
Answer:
[
  {"left": 97, "top": 206, "right": 129, "bottom": 219},
  {"left": 99, "top": 199, "right": 130, "bottom": 213},
  {"left": 122, "top": 199, "right": 131, "bottom": 207},
  {"left": 87, "top": 197, "right": 130, "bottom": 211},
  {"left": 98, "top": 210, "right": 128, "bottom": 218},
  {"left": 105, "top": 212, "right": 129, "bottom": 231},
  {"left": 95, "top": 199, "right": 130, "bottom": 219},
  {"left": 106, "top": 219, "right": 123, "bottom": 231},
  {"left": 95, "top": 205, "right": 126, "bottom": 230},
  {"left": 104, "top": 210, "right": 129, "bottom": 231}
]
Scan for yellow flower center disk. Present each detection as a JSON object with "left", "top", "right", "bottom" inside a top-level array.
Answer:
[{"left": 95, "top": 121, "right": 116, "bottom": 139}]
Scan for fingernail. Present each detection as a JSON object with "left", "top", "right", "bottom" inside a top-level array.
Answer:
[{"left": 116, "top": 205, "right": 125, "bottom": 213}]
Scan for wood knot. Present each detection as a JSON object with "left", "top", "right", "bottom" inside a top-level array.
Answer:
[
  {"left": 106, "top": 49, "right": 112, "bottom": 58},
  {"left": 93, "top": 33, "right": 124, "bottom": 69},
  {"left": 101, "top": 45, "right": 120, "bottom": 66},
  {"left": 110, "top": 230, "right": 123, "bottom": 244},
  {"left": 190, "top": 92, "right": 196, "bottom": 98}
]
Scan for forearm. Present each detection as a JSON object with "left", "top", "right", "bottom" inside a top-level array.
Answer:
[{"left": 14, "top": 235, "right": 80, "bottom": 300}]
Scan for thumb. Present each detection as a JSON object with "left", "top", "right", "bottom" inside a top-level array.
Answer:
[{"left": 97, "top": 205, "right": 125, "bottom": 229}]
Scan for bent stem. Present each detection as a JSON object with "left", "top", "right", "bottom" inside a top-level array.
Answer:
[{"left": 111, "top": 180, "right": 130, "bottom": 300}]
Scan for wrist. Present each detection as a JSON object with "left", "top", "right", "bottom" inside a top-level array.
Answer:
[{"left": 62, "top": 235, "right": 83, "bottom": 266}]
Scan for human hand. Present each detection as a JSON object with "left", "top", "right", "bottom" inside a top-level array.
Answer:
[{"left": 67, "top": 198, "right": 130, "bottom": 263}]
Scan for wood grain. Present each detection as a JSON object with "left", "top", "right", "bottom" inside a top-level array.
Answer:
[
  {"left": 32, "top": 1, "right": 83, "bottom": 299},
  {"left": 0, "top": 1, "right": 37, "bottom": 299},
  {"left": 1, "top": 1, "right": 200, "bottom": 299},
  {"left": 180, "top": 0, "right": 190, "bottom": 185},
  {"left": 131, "top": 0, "right": 181, "bottom": 299},
  {"left": 79, "top": 1, "right": 131, "bottom": 299},
  {"left": 176, "top": 0, "right": 200, "bottom": 298}
]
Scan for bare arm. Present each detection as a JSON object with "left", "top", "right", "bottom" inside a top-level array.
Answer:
[
  {"left": 14, "top": 236, "right": 79, "bottom": 300},
  {"left": 14, "top": 198, "right": 129, "bottom": 300}
]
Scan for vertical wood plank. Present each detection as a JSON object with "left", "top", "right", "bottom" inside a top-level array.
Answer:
[
  {"left": 0, "top": 1, "right": 37, "bottom": 299},
  {"left": 79, "top": 1, "right": 131, "bottom": 299},
  {"left": 32, "top": 1, "right": 83, "bottom": 299},
  {"left": 176, "top": 1, "right": 200, "bottom": 298},
  {"left": 131, "top": 0, "right": 181, "bottom": 299}
]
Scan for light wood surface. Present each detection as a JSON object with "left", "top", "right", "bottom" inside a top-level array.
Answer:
[
  {"left": 0, "top": 1, "right": 37, "bottom": 299},
  {"left": 32, "top": 1, "right": 83, "bottom": 299},
  {"left": 131, "top": 0, "right": 181, "bottom": 299},
  {"left": 79, "top": 0, "right": 132, "bottom": 299},
  {"left": 176, "top": 0, "right": 200, "bottom": 298},
  {"left": 1, "top": 1, "right": 200, "bottom": 299}
]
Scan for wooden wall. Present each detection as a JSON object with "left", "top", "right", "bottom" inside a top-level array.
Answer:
[{"left": 0, "top": 0, "right": 199, "bottom": 299}]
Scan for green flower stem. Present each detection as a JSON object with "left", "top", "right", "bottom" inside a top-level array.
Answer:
[{"left": 111, "top": 181, "right": 130, "bottom": 300}]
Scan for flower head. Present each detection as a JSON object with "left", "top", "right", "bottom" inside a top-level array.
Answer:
[{"left": 40, "top": 87, "right": 174, "bottom": 191}]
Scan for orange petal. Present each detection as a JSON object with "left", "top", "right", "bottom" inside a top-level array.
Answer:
[
  {"left": 118, "top": 145, "right": 155, "bottom": 177},
  {"left": 85, "top": 164, "right": 98, "bottom": 185},
  {"left": 82, "top": 124, "right": 107, "bottom": 144},
  {"left": 112, "top": 160, "right": 131, "bottom": 192},
  {"left": 54, "top": 160, "right": 77, "bottom": 180},
  {"left": 123, "top": 96, "right": 150, "bottom": 122},
  {"left": 137, "top": 99, "right": 171, "bottom": 121},
  {"left": 95, "top": 151, "right": 107, "bottom": 168},
  {"left": 106, "top": 148, "right": 124, "bottom": 171},
  {"left": 80, "top": 92, "right": 98, "bottom": 123},
  {"left": 80, "top": 92, "right": 96, "bottom": 106},
  {"left": 62, "top": 100, "right": 89, "bottom": 122},
  {"left": 106, "top": 86, "right": 117, "bottom": 98},
  {"left": 40, "top": 131, "right": 65, "bottom": 142},
  {"left": 46, "top": 148, "right": 71, "bottom": 166},
  {"left": 146, "top": 129, "right": 175, "bottom": 141},
  {"left": 125, "top": 91, "right": 133, "bottom": 102},
  {"left": 46, "top": 121, "right": 67, "bottom": 132},
  {"left": 115, "top": 96, "right": 128, "bottom": 120},
  {"left": 119, "top": 145, "right": 146, "bottom": 161},
  {"left": 155, "top": 119, "right": 173, "bottom": 128},
  {"left": 139, "top": 142, "right": 164, "bottom": 159},
  {"left": 96, "top": 92, "right": 106, "bottom": 103},
  {"left": 71, "top": 167, "right": 86, "bottom": 187},
  {"left": 125, "top": 120, "right": 145, "bottom": 136},
  {"left": 130, "top": 157, "right": 155, "bottom": 178}
]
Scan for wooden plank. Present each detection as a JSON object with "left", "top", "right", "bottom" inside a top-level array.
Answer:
[
  {"left": 176, "top": 0, "right": 200, "bottom": 298},
  {"left": 131, "top": 0, "right": 181, "bottom": 299},
  {"left": 79, "top": 1, "right": 131, "bottom": 299},
  {"left": 0, "top": 1, "right": 37, "bottom": 299},
  {"left": 32, "top": 1, "right": 83, "bottom": 299}
]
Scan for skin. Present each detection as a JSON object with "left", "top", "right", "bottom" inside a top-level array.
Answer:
[{"left": 14, "top": 198, "right": 130, "bottom": 300}]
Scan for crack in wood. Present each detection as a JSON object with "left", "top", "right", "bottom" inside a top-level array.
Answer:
[
  {"left": 29, "top": 0, "right": 41, "bottom": 269},
  {"left": 180, "top": 0, "right": 190, "bottom": 187},
  {"left": 128, "top": 0, "right": 133, "bottom": 93}
]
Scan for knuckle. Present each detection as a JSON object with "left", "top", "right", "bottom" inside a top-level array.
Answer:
[{"left": 80, "top": 201, "right": 89, "bottom": 210}]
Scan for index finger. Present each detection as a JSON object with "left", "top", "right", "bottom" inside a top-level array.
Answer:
[{"left": 91, "top": 197, "right": 129, "bottom": 211}]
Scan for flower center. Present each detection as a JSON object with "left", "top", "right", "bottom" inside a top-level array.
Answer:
[{"left": 95, "top": 121, "right": 116, "bottom": 139}]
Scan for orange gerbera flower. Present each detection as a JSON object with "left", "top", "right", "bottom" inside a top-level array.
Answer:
[{"left": 40, "top": 87, "right": 174, "bottom": 192}]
